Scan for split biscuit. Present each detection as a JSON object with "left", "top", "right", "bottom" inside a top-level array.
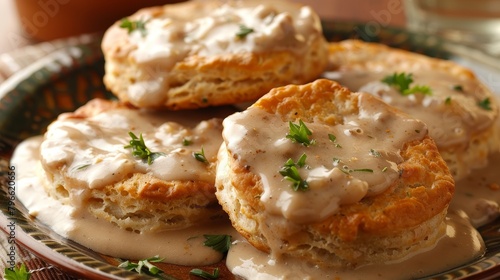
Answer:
[
  {"left": 101, "top": 0, "right": 329, "bottom": 110},
  {"left": 216, "top": 79, "right": 455, "bottom": 267},
  {"left": 39, "top": 98, "right": 233, "bottom": 233},
  {"left": 325, "top": 39, "right": 499, "bottom": 180}
]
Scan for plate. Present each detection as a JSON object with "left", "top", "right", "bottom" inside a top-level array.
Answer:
[{"left": 1, "top": 21, "right": 500, "bottom": 280}]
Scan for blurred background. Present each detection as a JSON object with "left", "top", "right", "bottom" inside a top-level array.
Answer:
[{"left": 0, "top": 0, "right": 407, "bottom": 54}]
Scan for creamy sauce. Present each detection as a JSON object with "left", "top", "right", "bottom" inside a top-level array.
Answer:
[
  {"left": 12, "top": 136, "right": 239, "bottom": 266},
  {"left": 223, "top": 106, "right": 500, "bottom": 279},
  {"left": 322, "top": 70, "right": 497, "bottom": 151},
  {"left": 226, "top": 210, "right": 484, "bottom": 280},
  {"left": 40, "top": 105, "right": 226, "bottom": 207},
  {"left": 451, "top": 151, "right": 500, "bottom": 227},
  {"left": 112, "top": 0, "right": 323, "bottom": 106},
  {"left": 223, "top": 93, "right": 427, "bottom": 225}
]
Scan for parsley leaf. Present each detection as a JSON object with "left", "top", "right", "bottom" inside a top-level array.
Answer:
[
  {"left": 382, "top": 72, "right": 413, "bottom": 92},
  {"left": 478, "top": 98, "right": 492, "bottom": 110},
  {"left": 453, "top": 84, "right": 464, "bottom": 92},
  {"left": 445, "top": 96, "right": 452, "bottom": 105},
  {"left": 190, "top": 268, "right": 220, "bottom": 279},
  {"left": 118, "top": 256, "right": 164, "bottom": 277},
  {"left": 402, "top": 85, "right": 432, "bottom": 96},
  {"left": 382, "top": 72, "right": 432, "bottom": 96},
  {"left": 286, "top": 120, "right": 315, "bottom": 146},
  {"left": 203, "top": 235, "right": 232, "bottom": 253},
  {"left": 119, "top": 17, "right": 148, "bottom": 36},
  {"left": 193, "top": 147, "right": 209, "bottom": 164},
  {"left": 236, "top": 25, "right": 254, "bottom": 39},
  {"left": 279, "top": 154, "right": 309, "bottom": 191},
  {"left": 124, "top": 132, "right": 164, "bottom": 165},
  {"left": 369, "top": 149, "right": 381, "bottom": 158},
  {"left": 4, "top": 264, "right": 31, "bottom": 280},
  {"left": 182, "top": 138, "right": 193, "bottom": 146}
]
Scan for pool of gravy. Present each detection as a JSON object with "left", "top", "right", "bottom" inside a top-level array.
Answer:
[{"left": 10, "top": 106, "right": 500, "bottom": 279}]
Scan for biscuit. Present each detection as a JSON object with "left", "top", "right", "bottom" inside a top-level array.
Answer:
[
  {"left": 216, "top": 79, "right": 454, "bottom": 267},
  {"left": 325, "top": 39, "right": 499, "bottom": 180},
  {"left": 40, "top": 98, "right": 232, "bottom": 233},
  {"left": 101, "top": 0, "right": 328, "bottom": 109}
]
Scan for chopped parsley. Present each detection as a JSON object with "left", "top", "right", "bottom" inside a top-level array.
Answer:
[
  {"left": 478, "top": 97, "right": 492, "bottom": 110},
  {"left": 369, "top": 149, "right": 381, "bottom": 158},
  {"left": 193, "top": 147, "right": 209, "bottom": 164},
  {"left": 124, "top": 132, "right": 164, "bottom": 165},
  {"left": 74, "top": 163, "right": 91, "bottom": 171},
  {"left": 4, "top": 264, "right": 31, "bottom": 280},
  {"left": 445, "top": 96, "right": 452, "bottom": 105},
  {"left": 328, "top": 133, "right": 342, "bottom": 148},
  {"left": 236, "top": 24, "right": 254, "bottom": 39},
  {"left": 190, "top": 268, "right": 220, "bottom": 279},
  {"left": 286, "top": 119, "right": 315, "bottom": 146},
  {"left": 118, "top": 256, "right": 164, "bottom": 277},
  {"left": 279, "top": 154, "right": 309, "bottom": 191},
  {"left": 340, "top": 166, "right": 374, "bottom": 175},
  {"left": 453, "top": 84, "right": 464, "bottom": 92},
  {"left": 182, "top": 138, "right": 193, "bottom": 146},
  {"left": 119, "top": 17, "right": 148, "bottom": 36},
  {"left": 203, "top": 235, "right": 232, "bottom": 253},
  {"left": 381, "top": 72, "right": 432, "bottom": 96}
]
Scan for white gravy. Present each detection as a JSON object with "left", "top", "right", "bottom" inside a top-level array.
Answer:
[
  {"left": 223, "top": 93, "right": 427, "bottom": 225},
  {"left": 226, "top": 210, "right": 484, "bottom": 280},
  {"left": 40, "top": 103, "right": 227, "bottom": 208},
  {"left": 117, "top": 0, "right": 323, "bottom": 106},
  {"left": 12, "top": 136, "right": 238, "bottom": 266},
  {"left": 322, "top": 70, "right": 497, "bottom": 151}
]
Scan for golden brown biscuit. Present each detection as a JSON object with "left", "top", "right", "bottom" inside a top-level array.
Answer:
[
  {"left": 101, "top": 0, "right": 328, "bottom": 109},
  {"left": 40, "top": 98, "right": 233, "bottom": 233},
  {"left": 325, "top": 39, "right": 499, "bottom": 180},
  {"left": 216, "top": 79, "right": 454, "bottom": 267}
]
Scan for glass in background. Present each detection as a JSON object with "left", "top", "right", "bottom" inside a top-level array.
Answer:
[{"left": 405, "top": 0, "right": 500, "bottom": 47}]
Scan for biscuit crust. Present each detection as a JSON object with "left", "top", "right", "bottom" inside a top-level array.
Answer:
[
  {"left": 102, "top": 0, "right": 328, "bottom": 109},
  {"left": 216, "top": 79, "right": 455, "bottom": 267},
  {"left": 326, "top": 40, "right": 499, "bottom": 180},
  {"left": 40, "top": 99, "right": 229, "bottom": 233}
]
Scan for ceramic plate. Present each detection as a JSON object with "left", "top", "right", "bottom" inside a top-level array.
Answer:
[{"left": 1, "top": 21, "right": 500, "bottom": 280}]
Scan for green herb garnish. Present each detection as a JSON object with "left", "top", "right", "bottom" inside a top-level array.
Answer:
[
  {"left": 369, "top": 149, "right": 381, "bottom": 158},
  {"left": 352, "top": 168, "right": 374, "bottom": 173},
  {"left": 445, "top": 96, "right": 452, "bottom": 105},
  {"left": 286, "top": 119, "right": 315, "bottom": 146},
  {"left": 74, "top": 164, "right": 91, "bottom": 171},
  {"left": 339, "top": 166, "right": 374, "bottom": 175},
  {"left": 382, "top": 72, "right": 413, "bottom": 93},
  {"left": 118, "top": 256, "right": 164, "bottom": 277},
  {"left": 382, "top": 72, "right": 432, "bottom": 96},
  {"left": 382, "top": 166, "right": 388, "bottom": 172},
  {"left": 4, "top": 264, "right": 31, "bottom": 280},
  {"left": 124, "top": 132, "right": 164, "bottom": 165},
  {"left": 119, "top": 17, "right": 148, "bottom": 36},
  {"left": 182, "top": 138, "right": 193, "bottom": 146},
  {"left": 190, "top": 268, "right": 220, "bottom": 279},
  {"left": 328, "top": 133, "right": 342, "bottom": 148},
  {"left": 453, "top": 85, "right": 464, "bottom": 92},
  {"left": 203, "top": 235, "right": 232, "bottom": 253},
  {"left": 402, "top": 85, "right": 432, "bottom": 95},
  {"left": 279, "top": 155, "right": 309, "bottom": 191},
  {"left": 193, "top": 147, "right": 209, "bottom": 164},
  {"left": 236, "top": 25, "right": 254, "bottom": 39},
  {"left": 478, "top": 97, "right": 492, "bottom": 110}
]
